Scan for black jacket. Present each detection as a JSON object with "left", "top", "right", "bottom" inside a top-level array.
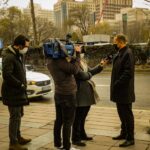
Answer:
[
  {"left": 1, "top": 45, "right": 29, "bottom": 106},
  {"left": 110, "top": 46, "right": 135, "bottom": 103}
]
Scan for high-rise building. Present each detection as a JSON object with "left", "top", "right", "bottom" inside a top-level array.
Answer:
[
  {"left": 94, "top": 0, "right": 132, "bottom": 22},
  {"left": 24, "top": 3, "right": 54, "bottom": 23},
  {"left": 115, "top": 7, "right": 150, "bottom": 34},
  {"left": 54, "top": 0, "right": 95, "bottom": 28}
]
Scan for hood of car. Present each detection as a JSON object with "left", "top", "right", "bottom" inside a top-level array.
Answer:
[{"left": 26, "top": 71, "right": 50, "bottom": 82}]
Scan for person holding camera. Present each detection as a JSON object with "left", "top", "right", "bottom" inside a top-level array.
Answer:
[
  {"left": 2, "top": 35, "right": 31, "bottom": 150},
  {"left": 47, "top": 39, "right": 81, "bottom": 150},
  {"left": 110, "top": 34, "right": 135, "bottom": 147},
  {"left": 71, "top": 46, "right": 107, "bottom": 146}
]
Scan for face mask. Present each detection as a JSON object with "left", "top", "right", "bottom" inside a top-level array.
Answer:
[
  {"left": 19, "top": 47, "right": 28, "bottom": 54},
  {"left": 80, "top": 53, "right": 85, "bottom": 59},
  {"left": 113, "top": 44, "right": 119, "bottom": 51}
]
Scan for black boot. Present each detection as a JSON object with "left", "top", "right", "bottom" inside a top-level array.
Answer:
[
  {"left": 9, "top": 143, "right": 28, "bottom": 150},
  {"left": 72, "top": 140, "right": 86, "bottom": 146},
  {"left": 81, "top": 136, "right": 93, "bottom": 141},
  {"left": 119, "top": 140, "right": 135, "bottom": 147},
  {"left": 18, "top": 137, "right": 31, "bottom": 145}
]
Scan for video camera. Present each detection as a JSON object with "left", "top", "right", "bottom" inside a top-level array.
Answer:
[{"left": 43, "top": 38, "right": 75, "bottom": 59}]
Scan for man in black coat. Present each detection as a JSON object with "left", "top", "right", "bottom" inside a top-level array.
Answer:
[
  {"left": 110, "top": 34, "right": 135, "bottom": 147},
  {"left": 2, "top": 35, "right": 31, "bottom": 150}
]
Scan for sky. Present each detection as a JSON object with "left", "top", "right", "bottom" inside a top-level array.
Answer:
[{"left": 2, "top": 0, "right": 150, "bottom": 10}]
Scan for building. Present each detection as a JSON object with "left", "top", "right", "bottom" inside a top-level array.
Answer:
[
  {"left": 94, "top": 0, "right": 133, "bottom": 23},
  {"left": 23, "top": 3, "right": 55, "bottom": 23},
  {"left": 54, "top": 0, "right": 95, "bottom": 28},
  {"left": 95, "top": 7, "right": 150, "bottom": 42},
  {"left": 115, "top": 7, "right": 150, "bottom": 33}
]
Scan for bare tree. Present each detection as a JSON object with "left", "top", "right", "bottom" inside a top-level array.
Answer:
[
  {"left": 90, "top": 21, "right": 112, "bottom": 35},
  {"left": 30, "top": 0, "right": 38, "bottom": 45},
  {"left": 35, "top": 18, "right": 58, "bottom": 43},
  {"left": 67, "top": 4, "right": 93, "bottom": 35},
  {"left": 0, "top": 7, "right": 31, "bottom": 45}
]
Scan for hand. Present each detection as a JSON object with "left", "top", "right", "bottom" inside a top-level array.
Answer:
[
  {"left": 74, "top": 45, "right": 82, "bottom": 52},
  {"left": 100, "top": 59, "right": 109, "bottom": 67}
]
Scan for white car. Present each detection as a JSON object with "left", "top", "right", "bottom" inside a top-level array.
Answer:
[{"left": 0, "top": 58, "right": 52, "bottom": 98}]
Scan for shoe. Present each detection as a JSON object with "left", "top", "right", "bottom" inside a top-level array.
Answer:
[
  {"left": 147, "top": 128, "right": 150, "bottom": 134},
  {"left": 112, "top": 134, "right": 126, "bottom": 140},
  {"left": 119, "top": 140, "right": 135, "bottom": 147},
  {"left": 72, "top": 141, "right": 86, "bottom": 146},
  {"left": 70, "top": 147, "right": 80, "bottom": 150},
  {"left": 9, "top": 143, "right": 28, "bottom": 150},
  {"left": 18, "top": 137, "right": 31, "bottom": 145},
  {"left": 62, "top": 147, "right": 80, "bottom": 150},
  {"left": 81, "top": 136, "right": 93, "bottom": 141},
  {"left": 55, "top": 146, "right": 63, "bottom": 150}
]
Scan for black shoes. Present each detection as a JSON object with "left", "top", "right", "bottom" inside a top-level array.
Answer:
[
  {"left": 119, "top": 140, "right": 135, "bottom": 147},
  {"left": 72, "top": 141, "right": 86, "bottom": 146},
  {"left": 112, "top": 134, "right": 126, "bottom": 140},
  {"left": 9, "top": 143, "right": 28, "bottom": 150},
  {"left": 18, "top": 137, "right": 32, "bottom": 145},
  {"left": 81, "top": 136, "right": 93, "bottom": 141}
]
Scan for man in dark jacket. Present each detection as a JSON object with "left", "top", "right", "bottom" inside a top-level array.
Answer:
[
  {"left": 111, "top": 34, "right": 135, "bottom": 147},
  {"left": 2, "top": 35, "right": 31, "bottom": 150},
  {"left": 47, "top": 44, "right": 83, "bottom": 150}
]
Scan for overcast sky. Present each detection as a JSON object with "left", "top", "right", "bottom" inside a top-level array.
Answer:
[{"left": 2, "top": 0, "right": 150, "bottom": 10}]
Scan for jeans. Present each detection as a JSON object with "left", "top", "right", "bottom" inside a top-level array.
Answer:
[
  {"left": 8, "top": 106, "right": 24, "bottom": 144},
  {"left": 54, "top": 93, "right": 76, "bottom": 150}
]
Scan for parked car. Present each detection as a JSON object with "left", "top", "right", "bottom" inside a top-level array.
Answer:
[{"left": 0, "top": 58, "right": 52, "bottom": 98}]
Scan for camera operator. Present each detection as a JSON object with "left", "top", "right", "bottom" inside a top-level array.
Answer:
[{"left": 47, "top": 35, "right": 81, "bottom": 150}]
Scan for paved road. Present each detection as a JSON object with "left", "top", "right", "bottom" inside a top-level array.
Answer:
[
  {"left": 31, "top": 72, "right": 150, "bottom": 110},
  {"left": 92, "top": 72, "right": 150, "bottom": 110}
]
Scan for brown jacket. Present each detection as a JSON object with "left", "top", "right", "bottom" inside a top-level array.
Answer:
[{"left": 47, "top": 58, "right": 80, "bottom": 95}]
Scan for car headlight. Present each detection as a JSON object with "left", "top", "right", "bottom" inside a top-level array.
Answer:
[{"left": 27, "top": 81, "right": 36, "bottom": 85}]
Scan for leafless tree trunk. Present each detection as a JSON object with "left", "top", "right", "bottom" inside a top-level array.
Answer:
[{"left": 30, "top": 0, "right": 38, "bottom": 45}]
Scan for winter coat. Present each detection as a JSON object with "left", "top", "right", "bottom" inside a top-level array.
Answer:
[
  {"left": 47, "top": 58, "right": 80, "bottom": 95},
  {"left": 110, "top": 46, "right": 135, "bottom": 103},
  {"left": 75, "top": 60, "right": 103, "bottom": 107},
  {"left": 1, "top": 45, "right": 29, "bottom": 106}
]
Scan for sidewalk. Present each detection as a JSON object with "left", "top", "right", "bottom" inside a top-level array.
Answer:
[{"left": 0, "top": 101, "right": 150, "bottom": 150}]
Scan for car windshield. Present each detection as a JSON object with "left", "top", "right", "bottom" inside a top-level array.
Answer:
[{"left": 25, "top": 65, "right": 34, "bottom": 71}]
